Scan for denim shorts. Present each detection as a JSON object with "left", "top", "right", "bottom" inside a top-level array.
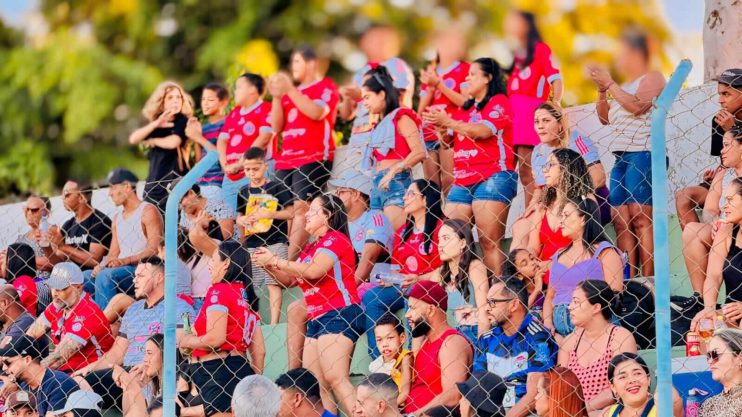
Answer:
[
  {"left": 552, "top": 303, "right": 574, "bottom": 336},
  {"left": 306, "top": 304, "right": 366, "bottom": 343},
  {"left": 609, "top": 151, "right": 657, "bottom": 206},
  {"left": 424, "top": 140, "right": 441, "bottom": 151},
  {"left": 370, "top": 169, "right": 412, "bottom": 210},
  {"left": 447, "top": 170, "right": 518, "bottom": 205}
]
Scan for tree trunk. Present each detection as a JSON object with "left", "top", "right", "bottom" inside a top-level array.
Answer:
[{"left": 704, "top": 0, "right": 742, "bottom": 82}]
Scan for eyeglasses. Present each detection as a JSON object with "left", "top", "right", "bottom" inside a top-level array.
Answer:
[
  {"left": 706, "top": 349, "right": 723, "bottom": 364},
  {"left": 404, "top": 190, "right": 422, "bottom": 198},
  {"left": 486, "top": 298, "right": 513, "bottom": 308},
  {"left": 24, "top": 207, "right": 42, "bottom": 213},
  {"left": 542, "top": 161, "right": 556, "bottom": 172}
]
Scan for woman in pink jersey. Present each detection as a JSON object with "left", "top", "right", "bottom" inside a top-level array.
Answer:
[
  {"left": 423, "top": 57, "right": 517, "bottom": 275},
  {"left": 254, "top": 194, "right": 363, "bottom": 416},
  {"left": 504, "top": 10, "right": 563, "bottom": 208}
]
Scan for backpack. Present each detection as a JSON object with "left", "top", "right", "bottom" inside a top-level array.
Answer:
[
  {"left": 618, "top": 280, "right": 656, "bottom": 349},
  {"left": 669, "top": 295, "right": 704, "bottom": 346}
]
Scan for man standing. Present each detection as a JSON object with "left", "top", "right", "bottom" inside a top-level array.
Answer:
[
  {"left": 86, "top": 168, "right": 162, "bottom": 309},
  {"left": 26, "top": 263, "right": 114, "bottom": 374},
  {"left": 353, "top": 374, "right": 403, "bottom": 417},
  {"left": 403, "top": 280, "right": 472, "bottom": 414},
  {"left": 275, "top": 368, "right": 337, "bottom": 417},
  {"left": 0, "top": 286, "right": 41, "bottom": 349},
  {"left": 43, "top": 179, "right": 112, "bottom": 270},
  {"left": 474, "top": 278, "right": 556, "bottom": 417}
]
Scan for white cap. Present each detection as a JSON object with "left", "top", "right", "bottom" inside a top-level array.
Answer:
[
  {"left": 53, "top": 390, "right": 103, "bottom": 414},
  {"left": 47, "top": 262, "right": 84, "bottom": 290}
]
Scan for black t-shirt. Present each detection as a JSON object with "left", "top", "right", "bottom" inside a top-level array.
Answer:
[
  {"left": 237, "top": 180, "right": 295, "bottom": 247},
  {"left": 146, "top": 113, "right": 188, "bottom": 182},
  {"left": 61, "top": 209, "right": 112, "bottom": 254},
  {"left": 711, "top": 118, "right": 724, "bottom": 157}
]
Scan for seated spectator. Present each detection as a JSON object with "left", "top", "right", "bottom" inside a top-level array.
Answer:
[
  {"left": 423, "top": 57, "right": 517, "bottom": 274},
  {"left": 52, "top": 390, "right": 103, "bottom": 417},
  {"left": 177, "top": 227, "right": 212, "bottom": 313},
  {"left": 604, "top": 352, "right": 682, "bottom": 417},
  {"left": 558, "top": 280, "right": 637, "bottom": 415},
  {"left": 254, "top": 195, "right": 362, "bottom": 415},
  {"left": 530, "top": 102, "right": 609, "bottom": 224},
  {"left": 676, "top": 68, "right": 742, "bottom": 229},
  {"left": 232, "top": 375, "right": 281, "bottom": 417},
  {"left": 456, "top": 372, "right": 507, "bottom": 417},
  {"left": 431, "top": 218, "right": 490, "bottom": 341},
  {"left": 0, "top": 334, "right": 80, "bottom": 417},
  {"left": 403, "top": 280, "right": 472, "bottom": 414},
  {"left": 44, "top": 180, "right": 112, "bottom": 270},
  {"left": 368, "top": 314, "right": 412, "bottom": 406},
  {"left": 534, "top": 367, "right": 587, "bottom": 417},
  {"left": 510, "top": 149, "right": 595, "bottom": 284},
  {"left": 503, "top": 249, "right": 545, "bottom": 308},
  {"left": 146, "top": 396, "right": 181, "bottom": 417},
  {"left": 2, "top": 243, "right": 41, "bottom": 315},
  {"left": 275, "top": 368, "right": 337, "bottom": 417},
  {"left": 474, "top": 278, "right": 557, "bottom": 416},
  {"left": 354, "top": 373, "right": 404, "bottom": 417},
  {"left": 237, "top": 146, "right": 295, "bottom": 324},
  {"left": 14, "top": 195, "right": 52, "bottom": 273},
  {"left": 361, "top": 66, "right": 426, "bottom": 230},
  {"left": 73, "top": 257, "right": 193, "bottom": 411},
  {"left": 26, "top": 263, "right": 114, "bottom": 374},
  {"left": 698, "top": 328, "right": 742, "bottom": 417},
  {"left": 0, "top": 285, "right": 44, "bottom": 350},
  {"left": 178, "top": 182, "right": 234, "bottom": 240},
  {"left": 684, "top": 126, "right": 742, "bottom": 305},
  {"left": 177, "top": 240, "right": 264, "bottom": 417},
  {"left": 5, "top": 390, "right": 38, "bottom": 417},
  {"left": 543, "top": 198, "right": 623, "bottom": 337},
  {"left": 86, "top": 168, "right": 162, "bottom": 310}
]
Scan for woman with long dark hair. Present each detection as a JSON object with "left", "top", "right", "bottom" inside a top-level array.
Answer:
[
  {"left": 362, "top": 66, "right": 427, "bottom": 230},
  {"left": 422, "top": 57, "right": 517, "bottom": 274},
  {"left": 2, "top": 242, "right": 40, "bottom": 315},
  {"left": 504, "top": 9, "right": 563, "bottom": 208},
  {"left": 254, "top": 194, "right": 363, "bottom": 416},
  {"left": 503, "top": 248, "right": 546, "bottom": 308}
]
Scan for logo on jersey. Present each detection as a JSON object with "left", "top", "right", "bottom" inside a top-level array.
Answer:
[
  {"left": 489, "top": 104, "right": 505, "bottom": 120},
  {"left": 321, "top": 89, "right": 332, "bottom": 103},
  {"left": 354, "top": 228, "right": 365, "bottom": 243},
  {"left": 510, "top": 78, "right": 520, "bottom": 91},
  {"left": 519, "top": 66, "right": 532, "bottom": 80},
  {"left": 243, "top": 122, "right": 255, "bottom": 136},
  {"left": 288, "top": 108, "right": 298, "bottom": 123},
  {"left": 405, "top": 256, "right": 419, "bottom": 272},
  {"left": 470, "top": 113, "right": 482, "bottom": 123},
  {"left": 443, "top": 78, "right": 456, "bottom": 90},
  {"left": 72, "top": 323, "right": 83, "bottom": 332},
  {"left": 148, "top": 322, "right": 162, "bottom": 334},
  {"left": 230, "top": 134, "right": 243, "bottom": 147}
]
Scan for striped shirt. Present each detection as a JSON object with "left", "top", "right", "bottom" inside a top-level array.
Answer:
[
  {"left": 198, "top": 119, "right": 226, "bottom": 186},
  {"left": 607, "top": 75, "right": 652, "bottom": 152}
]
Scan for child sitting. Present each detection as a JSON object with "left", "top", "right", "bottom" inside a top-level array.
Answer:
[{"left": 369, "top": 313, "right": 413, "bottom": 406}]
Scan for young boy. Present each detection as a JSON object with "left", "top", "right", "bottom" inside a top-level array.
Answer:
[
  {"left": 236, "top": 147, "right": 294, "bottom": 324},
  {"left": 369, "top": 313, "right": 412, "bottom": 406}
]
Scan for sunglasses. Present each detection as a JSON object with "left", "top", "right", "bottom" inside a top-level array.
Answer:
[
  {"left": 706, "top": 349, "right": 723, "bottom": 363},
  {"left": 486, "top": 298, "right": 513, "bottom": 308},
  {"left": 24, "top": 207, "right": 42, "bottom": 213}
]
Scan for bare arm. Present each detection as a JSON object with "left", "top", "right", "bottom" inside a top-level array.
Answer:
[
  {"left": 179, "top": 309, "right": 228, "bottom": 350},
  {"left": 188, "top": 228, "right": 219, "bottom": 258},
  {"left": 417, "top": 87, "right": 435, "bottom": 115},
  {"left": 270, "top": 97, "right": 285, "bottom": 134},
  {"left": 596, "top": 90, "right": 610, "bottom": 125},
  {"left": 217, "top": 133, "right": 230, "bottom": 169},
  {"left": 128, "top": 205, "right": 162, "bottom": 264},
  {"left": 469, "top": 261, "right": 491, "bottom": 335},
  {"left": 542, "top": 286, "right": 556, "bottom": 329},
  {"left": 397, "top": 354, "right": 412, "bottom": 406},
  {"left": 41, "top": 336, "right": 84, "bottom": 369},
  {"left": 506, "top": 372, "right": 543, "bottom": 417},
  {"left": 60, "top": 243, "right": 107, "bottom": 268},
  {"left": 73, "top": 336, "right": 130, "bottom": 375},
  {"left": 394, "top": 115, "right": 426, "bottom": 169},
  {"left": 272, "top": 251, "right": 335, "bottom": 281},
  {"left": 606, "top": 71, "right": 665, "bottom": 116},
  {"left": 587, "top": 164, "right": 607, "bottom": 190},
  {"left": 355, "top": 242, "right": 385, "bottom": 284},
  {"left": 287, "top": 88, "right": 328, "bottom": 121},
  {"left": 252, "top": 131, "right": 273, "bottom": 150},
  {"left": 248, "top": 326, "right": 266, "bottom": 374},
  {"left": 143, "top": 135, "right": 182, "bottom": 150},
  {"left": 419, "top": 335, "right": 472, "bottom": 412},
  {"left": 26, "top": 316, "right": 50, "bottom": 339},
  {"left": 702, "top": 228, "right": 731, "bottom": 309},
  {"left": 599, "top": 248, "right": 625, "bottom": 293},
  {"left": 701, "top": 170, "right": 724, "bottom": 223},
  {"left": 550, "top": 79, "right": 564, "bottom": 102},
  {"left": 339, "top": 86, "right": 360, "bottom": 121},
  {"left": 129, "top": 120, "right": 159, "bottom": 145}
]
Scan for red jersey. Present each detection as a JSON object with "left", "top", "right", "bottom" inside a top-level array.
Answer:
[
  {"left": 275, "top": 77, "right": 339, "bottom": 170},
  {"left": 451, "top": 95, "right": 515, "bottom": 186},
  {"left": 392, "top": 221, "right": 442, "bottom": 275},
  {"left": 13, "top": 275, "right": 37, "bottom": 316},
  {"left": 220, "top": 100, "right": 273, "bottom": 181},
  {"left": 507, "top": 42, "right": 561, "bottom": 100},
  {"left": 372, "top": 108, "right": 421, "bottom": 162},
  {"left": 192, "top": 282, "right": 256, "bottom": 357},
  {"left": 297, "top": 230, "right": 359, "bottom": 319},
  {"left": 420, "top": 61, "right": 470, "bottom": 142},
  {"left": 41, "top": 293, "right": 114, "bottom": 372}
]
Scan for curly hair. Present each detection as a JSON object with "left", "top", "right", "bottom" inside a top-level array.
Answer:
[
  {"left": 142, "top": 81, "right": 195, "bottom": 121},
  {"left": 541, "top": 148, "right": 593, "bottom": 209}
]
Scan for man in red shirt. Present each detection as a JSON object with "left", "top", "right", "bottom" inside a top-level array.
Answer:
[
  {"left": 25, "top": 262, "right": 114, "bottom": 373},
  {"left": 403, "top": 280, "right": 472, "bottom": 414}
]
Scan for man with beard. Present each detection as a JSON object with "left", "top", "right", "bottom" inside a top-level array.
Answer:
[
  {"left": 25, "top": 262, "right": 114, "bottom": 374},
  {"left": 473, "top": 278, "right": 556, "bottom": 417},
  {"left": 403, "top": 280, "right": 472, "bottom": 415},
  {"left": 70, "top": 256, "right": 193, "bottom": 410}
]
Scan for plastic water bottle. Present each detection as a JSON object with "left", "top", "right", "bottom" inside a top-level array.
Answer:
[
  {"left": 39, "top": 213, "right": 50, "bottom": 248},
  {"left": 685, "top": 389, "right": 700, "bottom": 417},
  {"left": 181, "top": 312, "right": 193, "bottom": 358}
]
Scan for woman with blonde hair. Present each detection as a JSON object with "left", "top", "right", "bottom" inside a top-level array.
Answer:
[{"left": 129, "top": 81, "right": 195, "bottom": 214}]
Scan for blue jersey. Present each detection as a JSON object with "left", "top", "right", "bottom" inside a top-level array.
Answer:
[
  {"left": 349, "top": 210, "right": 394, "bottom": 278},
  {"left": 531, "top": 130, "right": 601, "bottom": 186},
  {"left": 474, "top": 314, "right": 557, "bottom": 406}
]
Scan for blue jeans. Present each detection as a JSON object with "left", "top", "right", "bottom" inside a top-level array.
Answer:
[
  {"left": 370, "top": 170, "right": 411, "bottom": 210},
  {"left": 608, "top": 151, "right": 655, "bottom": 206},
  {"left": 84, "top": 266, "right": 136, "bottom": 310},
  {"left": 362, "top": 285, "right": 406, "bottom": 359},
  {"left": 447, "top": 170, "right": 519, "bottom": 205},
  {"left": 222, "top": 176, "right": 250, "bottom": 212}
]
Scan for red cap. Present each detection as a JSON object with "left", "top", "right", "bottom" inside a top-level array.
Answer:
[{"left": 406, "top": 280, "right": 448, "bottom": 311}]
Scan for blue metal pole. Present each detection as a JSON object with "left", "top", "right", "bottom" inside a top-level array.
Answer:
[
  {"left": 651, "top": 59, "right": 692, "bottom": 417},
  {"left": 163, "top": 150, "right": 219, "bottom": 417}
]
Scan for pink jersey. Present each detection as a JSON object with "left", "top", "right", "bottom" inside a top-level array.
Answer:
[
  {"left": 297, "top": 230, "right": 359, "bottom": 319},
  {"left": 420, "top": 61, "right": 470, "bottom": 142},
  {"left": 507, "top": 42, "right": 561, "bottom": 100},
  {"left": 41, "top": 293, "right": 115, "bottom": 372},
  {"left": 192, "top": 282, "right": 255, "bottom": 357},
  {"left": 451, "top": 94, "right": 515, "bottom": 186},
  {"left": 275, "top": 77, "right": 339, "bottom": 170},
  {"left": 220, "top": 101, "right": 273, "bottom": 181}
]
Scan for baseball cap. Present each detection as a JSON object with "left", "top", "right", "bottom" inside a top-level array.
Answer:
[
  {"left": 47, "top": 262, "right": 84, "bottom": 290},
  {"left": 717, "top": 68, "right": 742, "bottom": 88},
  {"left": 53, "top": 390, "right": 103, "bottom": 415},
  {"left": 106, "top": 168, "right": 139, "bottom": 186},
  {"left": 0, "top": 334, "right": 44, "bottom": 361},
  {"left": 456, "top": 372, "right": 507, "bottom": 416},
  {"left": 328, "top": 169, "right": 373, "bottom": 197},
  {"left": 5, "top": 390, "right": 37, "bottom": 411},
  {"left": 405, "top": 280, "right": 448, "bottom": 311}
]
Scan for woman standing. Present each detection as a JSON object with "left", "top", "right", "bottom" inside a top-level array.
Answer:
[
  {"left": 254, "top": 194, "right": 363, "bottom": 416},
  {"left": 422, "top": 57, "right": 517, "bottom": 274},
  {"left": 362, "top": 66, "right": 426, "bottom": 230},
  {"left": 588, "top": 28, "right": 666, "bottom": 278},
  {"left": 504, "top": 9, "right": 563, "bottom": 207},
  {"left": 129, "top": 81, "right": 195, "bottom": 214},
  {"left": 699, "top": 329, "right": 742, "bottom": 416}
]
